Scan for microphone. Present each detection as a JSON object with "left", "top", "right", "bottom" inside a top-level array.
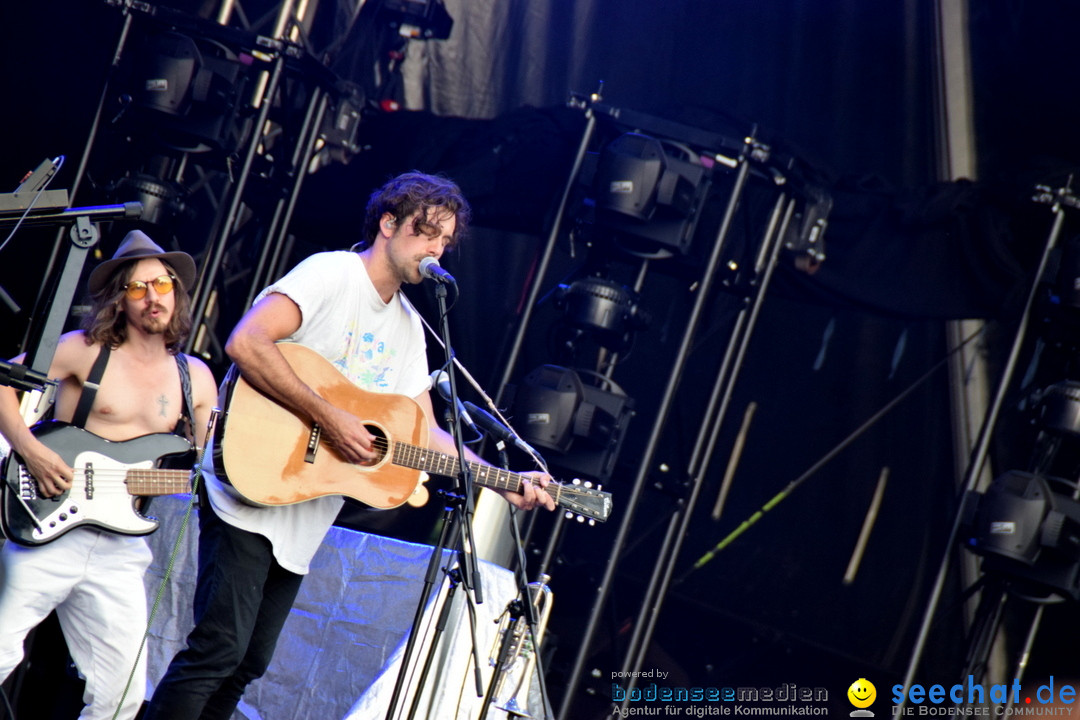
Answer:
[
  {"left": 430, "top": 369, "right": 478, "bottom": 434},
  {"left": 0, "top": 360, "right": 53, "bottom": 393},
  {"left": 462, "top": 401, "right": 539, "bottom": 457},
  {"left": 419, "top": 257, "right": 457, "bottom": 286}
]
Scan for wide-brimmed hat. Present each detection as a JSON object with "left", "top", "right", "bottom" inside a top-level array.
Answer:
[{"left": 88, "top": 230, "right": 197, "bottom": 295}]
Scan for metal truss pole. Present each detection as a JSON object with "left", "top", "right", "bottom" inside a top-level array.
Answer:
[
  {"left": 188, "top": 53, "right": 285, "bottom": 354},
  {"left": 244, "top": 87, "right": 330, "bottom": 306},
  {"left": 188, "top": 0, "right": 326, "bottom": 353},
  {"left": 618, "top": 193, "right": 796, "bottom": 706},
  {"left": 557, "top": 136, "right": 758, "bottom": 720},
  {"left": 492, "top": 95, "right": 600, "bottom": 407}
]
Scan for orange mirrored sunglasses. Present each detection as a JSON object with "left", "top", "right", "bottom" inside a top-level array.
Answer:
[{"left": 123, "top": 274, "right": 176, "bottom": 300}]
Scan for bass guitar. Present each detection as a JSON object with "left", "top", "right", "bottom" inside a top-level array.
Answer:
[
  {"left": 1, "top": 422, "right": 195, "bottom": 546},
  {"left": 213, "top": 343, "right": 612, "bottom": 522}
]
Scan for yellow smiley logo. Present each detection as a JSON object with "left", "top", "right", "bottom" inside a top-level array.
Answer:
[{"left": 847, "top": 678, "right": 876, "bottom": 709}]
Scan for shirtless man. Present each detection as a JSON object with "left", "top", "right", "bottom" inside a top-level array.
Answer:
[{"left": 0, "top": 230, "right": 217, "bottom": 720}]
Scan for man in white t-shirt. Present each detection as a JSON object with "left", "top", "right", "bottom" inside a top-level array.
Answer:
[{"left": 144, "top": 172, "right": 555, "bottom": 720}]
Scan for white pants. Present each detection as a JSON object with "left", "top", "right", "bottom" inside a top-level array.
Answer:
[{"left": 0, "top": 529, "right": 152, "bottom": 720}]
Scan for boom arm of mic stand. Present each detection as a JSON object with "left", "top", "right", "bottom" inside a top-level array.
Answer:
[
  {"left": 477, "top": 446, "right": 554, "bottom": 720},
  {"left": 417, "top": 312, "right": 549, "bottom": 473},
  {"left": 0, "top": 201, "right": 142, "bottom": 227},
  {"left": 0, "top": 360, "right": 55, "bottom": 393}
]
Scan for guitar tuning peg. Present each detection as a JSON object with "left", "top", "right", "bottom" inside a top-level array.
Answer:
[
  {"left": 576, "top": 515, "right": 585, "bottom": 523},
  {"left": 588, "top": 519, "right": 595, "bottom": 526},
  {"left": 564, "top": 511, "right": 573, "bottom": 520},
  {"left": 572, "top": 478, "right": 581, "bottom": 485},
  {"left": 583, "top": 480, "right": 593, "bottom": 488}
]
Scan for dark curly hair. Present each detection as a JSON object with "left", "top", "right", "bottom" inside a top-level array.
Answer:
[
  {"left": 82, "top": 259, "right": 193, "bottom": 354},
  {"left": 356, "top": 171, "right": 471, "bottom": 251}
]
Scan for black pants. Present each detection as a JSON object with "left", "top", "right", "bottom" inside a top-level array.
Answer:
[{"left": 142, "top": 503, "right": 303, "bottom": 720}]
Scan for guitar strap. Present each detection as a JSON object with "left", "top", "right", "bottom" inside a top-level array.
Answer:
[
  {"left": 173, "top": 353, "right": 195, "bottom": 444},
  {"left": 70, "top": 345, "right": 110, "bottom": 429},
  {"left": 70, "top": 345, "right": 196, "bottom": 443}
]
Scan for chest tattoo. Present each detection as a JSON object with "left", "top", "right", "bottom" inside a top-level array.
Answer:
[{"left": 157, "top": 394, "right": 169, "bottom": 417}]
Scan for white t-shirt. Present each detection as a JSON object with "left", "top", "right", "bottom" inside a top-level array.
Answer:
[{"left": 202, "top": 251, "right": 430, "bottom": 574}]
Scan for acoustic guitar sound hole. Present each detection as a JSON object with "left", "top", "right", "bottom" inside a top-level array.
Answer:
[{"left": 365, "top": 425, "right": 389, "bottom": 466}]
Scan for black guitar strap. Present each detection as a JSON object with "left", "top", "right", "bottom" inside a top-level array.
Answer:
[
  {"left": 70, "top": 346, "right": 195, "bottom": 442},
  {"left": 174, "top": 353, "right": 195, "bottom": 444},
  {"left": 71, "top": 345, "right": 111, "bottom": 429}
]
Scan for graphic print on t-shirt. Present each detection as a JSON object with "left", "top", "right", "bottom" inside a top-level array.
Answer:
[{"left": 337, "top": 330, "right": 401, "bottom": 391}]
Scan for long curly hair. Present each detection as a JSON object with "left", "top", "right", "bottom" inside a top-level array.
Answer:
[
  {"left": 82, "top": 259, "right": 193, "bottom": 354},
  {"left": 356, "top": 171, "right": 471, "bottom": 251}
]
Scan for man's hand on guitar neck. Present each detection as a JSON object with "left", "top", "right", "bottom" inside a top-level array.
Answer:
[
  {"left": 427, "top": 419, "right": 556, "bottom": 513},
  {"left": 501, "top": 470, "right": 556, "bottom": 512}
]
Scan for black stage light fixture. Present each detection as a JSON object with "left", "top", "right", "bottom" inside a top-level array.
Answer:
[
  {"left": 1036, "top": 380, "right": 1080, "bottom": 437},
  {"left": 106, "top": 173, "right": 190, "bottom": 228},
  {"left": 964, "top": 471, "right": 1080, "bottom": 600},
  {"left": 588, "top": 132, "right": 707, "bottom": 256},
  {"left": 507, "top": 365, "right": 634, "bottom": 484},
  {"left": 118, "top": 30, "right": 252, "bottom": 155},
  {"left": 962, "top": 378, "right": 1080, "bottom": 600},
  {"left": 316, "top": 83, "right": 364, "bottom": 166},
  {"left": 553, "top": 276, "right": 648, "bottom": 352},
  {"left": 512, "top": 365, "right": 583, "bottom": 454}
]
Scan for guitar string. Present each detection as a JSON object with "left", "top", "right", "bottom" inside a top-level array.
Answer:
[
  {"left": 15, "top": 468, "right": 193, "bottom": 500},
  {"left": 22, "top": 463, "right": 590, "bottom": 500},
  {"left": 23, "top": 461, "right": 596, "bottom": 505},
  {"left": 366, "top": 436, "right": 592, "bottom": 502},
  {"left": 331, "top": 427, "right": 600, "bottom": 499}
]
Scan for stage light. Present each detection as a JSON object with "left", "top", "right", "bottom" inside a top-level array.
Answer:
[
  {"left": 315, "top": 84, "right": 364, "bottom": 167},
  {"left": 119, "top": 30, "right": 252, "bottom": 155},
  {"left": 964, "top": 470, "right": 1080, "bottom": 600},
  {"left": 553, "top": 276, "right": 648, "bottom": 352},
  {"left": 508, "top": 365, "right": 633, "bottom": 484},
  {"left": 588, "top": 132, "right": 707, "bottom": 256},
  {"left": 106, "top": 173, "right": 189, "bottom": 227}
]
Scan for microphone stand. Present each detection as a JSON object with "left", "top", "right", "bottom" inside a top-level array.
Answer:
[
  {"left": 420, "top": 304, "right": 556, "bottom": 718},
  {"left": 476, "top": 441, "right": 553, "bottom": 720},
  {"left": 416, "top": 294, "right": 557, "bottom": 718},
  {"left": 385, "top": 281, "right": 485, "bottom": 720}
]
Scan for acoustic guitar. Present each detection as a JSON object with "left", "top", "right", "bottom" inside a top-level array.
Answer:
[{"left": 213, "top": 343, "right": 612, "bottom": 522}]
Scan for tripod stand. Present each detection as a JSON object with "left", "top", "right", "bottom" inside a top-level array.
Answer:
[{"left": 384, "top": 280, "right": 485, "bottom": 720}]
